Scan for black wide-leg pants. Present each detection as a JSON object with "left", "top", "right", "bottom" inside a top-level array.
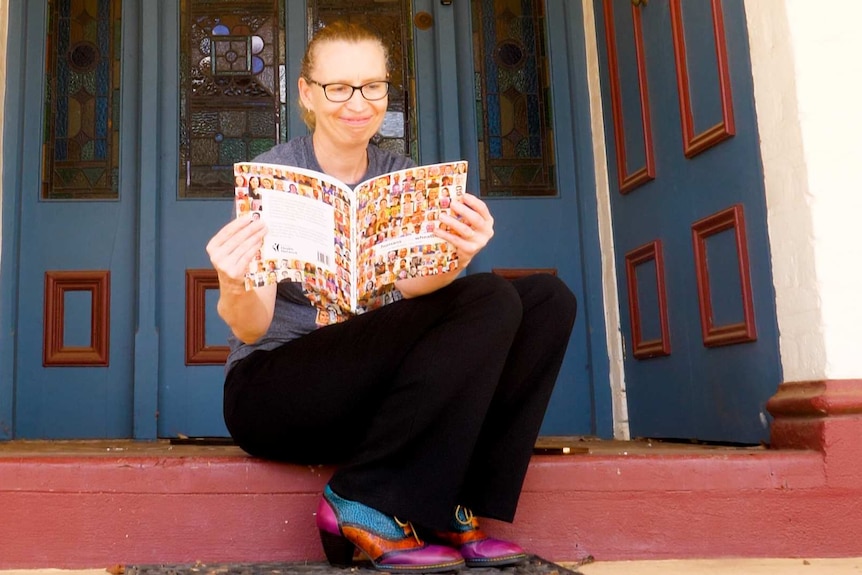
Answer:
[{"left": 223, "top": 272, "right": 577, "bottom": 530}]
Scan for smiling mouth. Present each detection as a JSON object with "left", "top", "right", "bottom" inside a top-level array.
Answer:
[{"left": 341, "top": 114, "right": 373, "bottom": 125}]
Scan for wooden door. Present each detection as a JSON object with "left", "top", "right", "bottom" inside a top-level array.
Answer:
[
  {"left": 458, "top": 0, "right": 603, "bottom": 435},
  {"left": 1, "top": 0, "right": 603, "bottom": 439},
  {"left": 3, "top": 0, "right": 136, "bottom": 438},
  {"left": 155, "top": 0, "right": 419, "bottom": 438},
  {"left": 595, "top": 0, "right": 781, "bottom": 443}
]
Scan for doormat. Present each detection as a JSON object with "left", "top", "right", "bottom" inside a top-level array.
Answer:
[{"left": 125, "top": 555, "right": 583, "bottom": 575}]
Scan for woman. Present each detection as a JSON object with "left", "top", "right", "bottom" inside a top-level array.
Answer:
[{"left": 206, "top": 21, "right": 577, "bottom": 573}]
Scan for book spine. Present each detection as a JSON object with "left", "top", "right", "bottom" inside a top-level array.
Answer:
[{"left": 349, "top": 188, "right": 358, "bottom": 313}]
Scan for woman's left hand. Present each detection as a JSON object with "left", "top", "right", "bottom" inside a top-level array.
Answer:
[
  {"left": 394, "top": 192, "right": 494, "bottom": 299},
  {"left": 436, "top": 192, "right": 494, "bottom": 266}
]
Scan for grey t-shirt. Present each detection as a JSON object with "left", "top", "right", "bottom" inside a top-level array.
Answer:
[{"left": 225, "top": 135, "right": 415, "bottom": 373}]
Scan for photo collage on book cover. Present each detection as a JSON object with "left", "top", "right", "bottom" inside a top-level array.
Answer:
[{"left": 234, "top": 160, "right": 468, "bottom": 326}]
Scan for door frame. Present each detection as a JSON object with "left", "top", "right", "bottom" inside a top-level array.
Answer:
[
  {"left": 578, "top": 0, "right": 629, "bottom": 439},
  {"left": 0, "top": 0, "right": 19, "bottom": 441}
]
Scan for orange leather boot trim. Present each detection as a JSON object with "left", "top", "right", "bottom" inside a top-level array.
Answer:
[{"left": 341, "top": 524, "right": 425, "bottom": 561}]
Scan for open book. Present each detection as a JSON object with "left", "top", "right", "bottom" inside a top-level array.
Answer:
[{"left": 234, "top": 160, "right": 468, "bottom": 325}]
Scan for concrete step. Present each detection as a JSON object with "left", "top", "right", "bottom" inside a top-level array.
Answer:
[{"left": 2, "top": 439, "right": 860, "bottom": 569}]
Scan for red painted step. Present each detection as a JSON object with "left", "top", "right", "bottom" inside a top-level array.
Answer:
[{"left": 0, "top": 440, "right": 858, "bottom": 569}]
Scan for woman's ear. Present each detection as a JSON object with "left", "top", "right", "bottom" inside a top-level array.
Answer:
[{"left": 298, "top": 77, "right": 314, "bottom": 110}]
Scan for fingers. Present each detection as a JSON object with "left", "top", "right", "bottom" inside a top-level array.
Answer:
[
  {"left": 435, "top": 193, "right": 494, "bottom": 260},
  {"left": 207, "top": 215, "right": 263, "bottom": 252},
  {"left": 206, "top": 215, "right": 267, "bottom": 282},
  {"left": 459, "top": 192, "right": 493, "bottom": 222},
  {"left": 443, "top": 193, "right": 494, "bottom": 241}
]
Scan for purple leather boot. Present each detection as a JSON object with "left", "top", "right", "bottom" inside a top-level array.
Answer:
[
  {"left": 316, "top": 485, "right": 465, "bottom": 573},
  {"left": 429, "top": 506, "right": 527, "bottom": 567}
]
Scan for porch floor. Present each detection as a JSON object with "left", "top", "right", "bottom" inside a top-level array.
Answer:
[
  {"left": 0, "top": 435, "right": 759, "bottom": 457},
  {"left": 2, "top": 437, "right": 860, "bottom": 569}
]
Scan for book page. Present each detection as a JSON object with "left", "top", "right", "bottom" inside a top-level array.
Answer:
[
  {"left": 234, "top": 162, "right": 354, "bottom": 322},
  {"left": 353, "top": 160, "right": 468, "bottom": 313},
  {"left": 260, "top": 190, "right": 334, "bottom": 267}
]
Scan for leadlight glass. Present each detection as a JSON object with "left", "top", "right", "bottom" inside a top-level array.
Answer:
[
  {"left": 471, "top": 0, "right": 556, "bottom": 197},
  {"left": 180, "top": 0, "right": 286, "bottom": 199},
  {"left": 308, "top": 0, "right": 417, "bottom": 161},
  {"left": 42, "top": 0, "right": 121, "bottom": 200}
]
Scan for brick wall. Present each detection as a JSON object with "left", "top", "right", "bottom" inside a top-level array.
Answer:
[{"left": 746, "top": 0, "right": 862, "bottom": 382}]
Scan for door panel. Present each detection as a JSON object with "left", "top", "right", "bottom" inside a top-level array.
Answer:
[
  {"left": 156, "top": 217, "right": 233, "bottom": 438},
  {"left": 471, "top": 202, "right": 594, "bottom": 436},
  {"left": 595, "top": 0, "right": 781, "bottom": 443},
  {"left": 9, "top": 0, "right": 136, "bottom": 438},
  {"left": 15, "top": 209, "right": 136, "bottom": 438}
]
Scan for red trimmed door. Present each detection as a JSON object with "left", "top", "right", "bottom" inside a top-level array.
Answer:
[{"left": 595, "top": 0, "right": 781, "bottom": 443}]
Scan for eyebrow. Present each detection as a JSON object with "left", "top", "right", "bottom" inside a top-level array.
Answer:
[{"left": 313, "top": 77, "right": 389, "bottom": 85}]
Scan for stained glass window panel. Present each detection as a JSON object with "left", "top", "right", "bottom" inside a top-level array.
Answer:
[
  {"left": 472, "top": 0, "right": 556, "bottom": 197},
  {"left": 180, "top": 0, "right": 286, "bottom": 199},
  {"left": 42, "top": 0, "right": 121, "bottom": 200}
]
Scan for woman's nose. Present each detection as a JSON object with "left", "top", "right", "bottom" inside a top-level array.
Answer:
[{"left": 345, "top": 89, "right": 370, "bottom": 108}]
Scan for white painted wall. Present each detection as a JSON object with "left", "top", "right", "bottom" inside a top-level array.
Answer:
[{"left": 745, "top": 0, "right": 862, "bottom": 381}]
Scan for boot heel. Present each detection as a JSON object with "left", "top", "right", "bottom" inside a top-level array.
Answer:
[
  {"left": 316, "top": 485, "right": 465, "bottom": 572},
  {"left": 319, "top": 528, "right": 356, "bottom": 567}
]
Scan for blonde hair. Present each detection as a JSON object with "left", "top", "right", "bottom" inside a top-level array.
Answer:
[{"left": 299, "top": 21, "right": 390, "bottom": 130}]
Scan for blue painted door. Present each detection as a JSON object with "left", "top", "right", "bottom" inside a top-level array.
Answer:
[
  {"left": 1, "top": 0, "right": 228, "bottom": 439},
  {"left": 443, "top": 0, "right": 609, "bottom": 436},
  {"left": 2, "top": 0, "right": 137, "bottom": 438},
  {"left": 156, "top": 0, "right": 605, "bottom": 438},
  {"left": 594, "top": 0, "right": 781, "bottom": 443},
  {"left": 153, "top": 1, "right": 233, "bottom": 439}
]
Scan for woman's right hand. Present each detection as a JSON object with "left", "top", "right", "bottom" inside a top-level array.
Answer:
[
  {"left": 206, "top": 215, "right": 276, "bottom": 344},
  {"left": 206, "top": 215, "right": 267, "bottom": 288}
]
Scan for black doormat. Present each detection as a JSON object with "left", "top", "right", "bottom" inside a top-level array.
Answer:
[{"left": 125, "top": 555, "right": 583, "bottom": 575}]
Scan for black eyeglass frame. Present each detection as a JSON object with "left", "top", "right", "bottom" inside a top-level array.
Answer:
[{"left": 306, "top": 79, "right": 391, "bottom": 102}]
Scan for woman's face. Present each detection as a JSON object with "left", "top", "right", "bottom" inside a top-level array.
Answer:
[{"left": 299, "top": 39, "right": 389, "bottom": 148}]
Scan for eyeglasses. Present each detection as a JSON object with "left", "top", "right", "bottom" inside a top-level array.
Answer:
[{"left": 307, "top": 79, "right": 390, "bottom": 102}]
